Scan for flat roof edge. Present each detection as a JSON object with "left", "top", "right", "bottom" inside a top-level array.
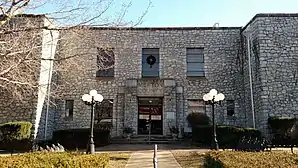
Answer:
[
  {"left": 241, "top": 13, "right": 298, "bottom": 33},
  {"left": 63, "top": 26, "right": 242, "bottom": 31}
]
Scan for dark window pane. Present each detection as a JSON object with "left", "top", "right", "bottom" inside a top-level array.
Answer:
[
  {"left": 96, "top": 69, "right": 114, "bottom": 77},
  {"left": 187, "top": 71, "right": 205, "bottom": 77},
  {"left": 187, "top": 54, "right": 204, "bottom": 63},
  {"left": 187, "top": 63, "right": 204, "bottom": 71},
  {"left": 142, "top": 71, "right": 159, "bottom": 77},
  {"left": 142, "top": 48, "right": 159, "bottom": 55},
  {"left": 186, "top": 48, "right": 204, "bottom": 55},
  {"left": 142, "top": 48, "right": 159, "bottom": 77},
  {"left": 95, "top": 99, "right": 113, "bottom": 125},
  {"left": 97, "top": 47, "right": 115, "bottom": 77},
  {"left": 186, "top": 48, "right": 204, "bottom": 77},
  {"left": 227, "top": 100, "right": 235, "bottom": 116},
  {"left": 65, "top": 100, "right": 74, "bottom": 118},
  {"left": 142, "top": 55, "right": 160, "bottom": 63}
]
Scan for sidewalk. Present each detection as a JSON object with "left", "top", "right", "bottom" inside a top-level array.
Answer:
[{"left": 125, "top": 150, "right": 181, "bottom": 168}]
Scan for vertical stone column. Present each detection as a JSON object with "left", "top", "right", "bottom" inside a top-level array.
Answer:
[
  {"left": 163, "top": 80, "right": 176, "bottom": 136},
  {"left": 124, "top": 80, "right": 138, "bottom": 134},
  {"left": 176, "top": 86, "right": 184, "bottom": 137},
  {"left": 115, "top": 87, "right": 125, "bottom": 137}
]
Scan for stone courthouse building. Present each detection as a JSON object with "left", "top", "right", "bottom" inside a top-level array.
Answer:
[{"left": 1, "top": 13, "right": 298, "bottom": 140}]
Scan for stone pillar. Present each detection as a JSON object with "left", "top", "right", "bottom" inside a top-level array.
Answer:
[
  {"left": 124, "top": 80, "right": 138, "bottom": 134},
  {"left": 163, "top": 79, "right": 176, "bottom": 136},
  {"left": 115, "top": 87, "right": 125, "bottom": 137},
  {"left": 176, "top": 86, "right": 184, "bottom": 138}
]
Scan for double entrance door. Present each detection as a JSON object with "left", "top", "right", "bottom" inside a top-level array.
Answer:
[{"left": 138, "top": 97, "right": 163, "bottom": 135}]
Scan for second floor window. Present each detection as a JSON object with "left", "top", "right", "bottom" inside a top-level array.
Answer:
[
  {"left": 96, "top": 47, "right": 115, "bottom": 77},
  {"left": 187, "top": 48, "right": 204, "bottom": 77},
  {"left": 142, "top": 48, "right": 159, "bottom": 77}
]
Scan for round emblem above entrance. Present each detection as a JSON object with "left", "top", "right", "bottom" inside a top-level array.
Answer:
[{"left": 146, "top": 55, "right": 156, "bottom": 68}]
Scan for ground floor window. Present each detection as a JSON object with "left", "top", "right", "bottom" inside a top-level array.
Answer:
[
  {"left": 65, "top": 100, "right": 74, "bottom": 120},
  {"left": 95, "top": 99, "right": 113, "bottom": 128},
  {"left": 187, "top": 100, "right": 206, "bottom": 114},
  {"left": 186, "top": 100, "right": 206, "bottom": 129},
  {"left": 227, "top": 100, "right": 235, "bottom": 116}
]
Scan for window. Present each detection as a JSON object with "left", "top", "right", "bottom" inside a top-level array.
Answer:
[
  {"left": 65, "top": 100, "right": 74, "bottom": 119},
  {"left": 96, "top": 47, "right": 115, "bottom": 77},
  {"left": 142, "top": 48, "right": 159, "bottom": 77},
  {"left": 186, "top": 48, "right": 204, "bottom": 77},
  {"left": 227, "top": 100, "right": 235, "bottom": 116},
  {"left": 95, "top": 99, "right": 113, "bottom": 125},
  {"left": 187, "top": 100, "right": 206, "bottom": 114}
]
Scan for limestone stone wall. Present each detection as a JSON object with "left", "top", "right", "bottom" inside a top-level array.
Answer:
[
  {"left": 54, "top": 27, "right": 243, "bottom": 137},
  {"left": 0, "top": 15, "right": 55, "bottom": 140},
  {"left": 242, "top": 14, "right": 298, "bottom": 134},
  {"left": 242, "top": 18, "right": 262, "bottom": 129}
]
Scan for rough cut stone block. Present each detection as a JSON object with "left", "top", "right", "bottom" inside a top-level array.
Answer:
[
  {"left": 167, "top": 112, "right": 175, "bottom": 119},
  {"left": 126, "top": 80, "right": 137, "bottom": 87},
  {"left": 176, "top": 87, "right": 183, "bottom": 93},
  {"left": 164, "top": 80, "right": 175, "bottom": 87}
]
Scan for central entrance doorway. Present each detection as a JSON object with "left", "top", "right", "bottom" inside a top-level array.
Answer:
[{"left": 138, "top": 97, "right": 163, "bottom": 135}]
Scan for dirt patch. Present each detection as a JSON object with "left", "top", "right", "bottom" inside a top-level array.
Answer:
[
  {"left": 107, "top": 152, "right": 131, "bottom": 168},
  {"left": 171, "top": 150, "right": 205, "bottom": 168}
]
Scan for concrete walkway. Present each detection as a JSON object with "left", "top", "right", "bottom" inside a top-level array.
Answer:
[{"left": 125, "top": 150, "right": 181, "bottom": 168}]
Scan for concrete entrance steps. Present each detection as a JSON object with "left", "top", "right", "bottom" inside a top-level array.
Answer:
[{"left": 111, "top": 135, "right": 183, "bottom": 144}]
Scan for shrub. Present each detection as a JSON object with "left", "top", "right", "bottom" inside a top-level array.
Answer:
[
  {"left": 0, "top": 122, "right": 32, "bottom": 140},
  {"left": 169, "top": 126, "right": 179, "bottom": 134},
  {"left": 123, "top": 127, "right": 134, "bottom": 134},
  {"left": 186, "top": 112, "right": 210, "bottom": 127},
  {"left": 0, "top": 152, "right": 109, "bottom": 167},
  {"left": 0, "top": 122, "right": 32, "bottom": 152},
  {"left": 268, "top": 116, "right": 298, "bottom": 145},
  {"left": 52, "top": 128, "right": 110, "bottom": 150},
  {"left": 192, "top": 125, "right": 261, "bottom": 148},
  {"left": 204, "top": 151, "right": 298, "bottom": 168}
]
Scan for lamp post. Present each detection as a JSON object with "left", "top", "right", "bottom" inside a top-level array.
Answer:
[
  {"left": 203, "top": 89, "right": 225, "bottom": 150},
  {"left": 82, "top": 90, "right": 103, "bottom": 154}
]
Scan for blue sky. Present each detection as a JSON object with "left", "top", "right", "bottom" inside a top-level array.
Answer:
[{"left": 30, "top": 0, "right": 298, "bottom": 27}]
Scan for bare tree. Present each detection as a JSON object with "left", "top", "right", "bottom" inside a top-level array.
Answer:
[{"left": 0, "top": 0, "right": 152, "bottom": 101}]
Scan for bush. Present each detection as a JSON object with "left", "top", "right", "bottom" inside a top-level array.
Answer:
[
  {"left": 204, "top": 151, "right": 298, "bottom": 168},
  {"left": 0, "top": 122, "right": 32, "bottom": 152},
  {"left": 0, "top": 152, "right": 109, "bottom": 167},
  {"left": 192, "top": 125, "right": 261, "bottom": 148},
  {"left": 169, "top": 126, "right": 179, "bottom": 134},
  {"left": 0, "top": 122, "right": 32, "bottom": 140},
  {"left": 52, "top": 128, "right": 110, "bottom": 150},
  {"left": 186, "top": 112, "right": 210, "bottom": 127},
  {"left": 268, "top": 116, "right": 298, "bottom": 145},
  {"left": 123, "top": 127, "right": 134, "bottom": 134}
]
